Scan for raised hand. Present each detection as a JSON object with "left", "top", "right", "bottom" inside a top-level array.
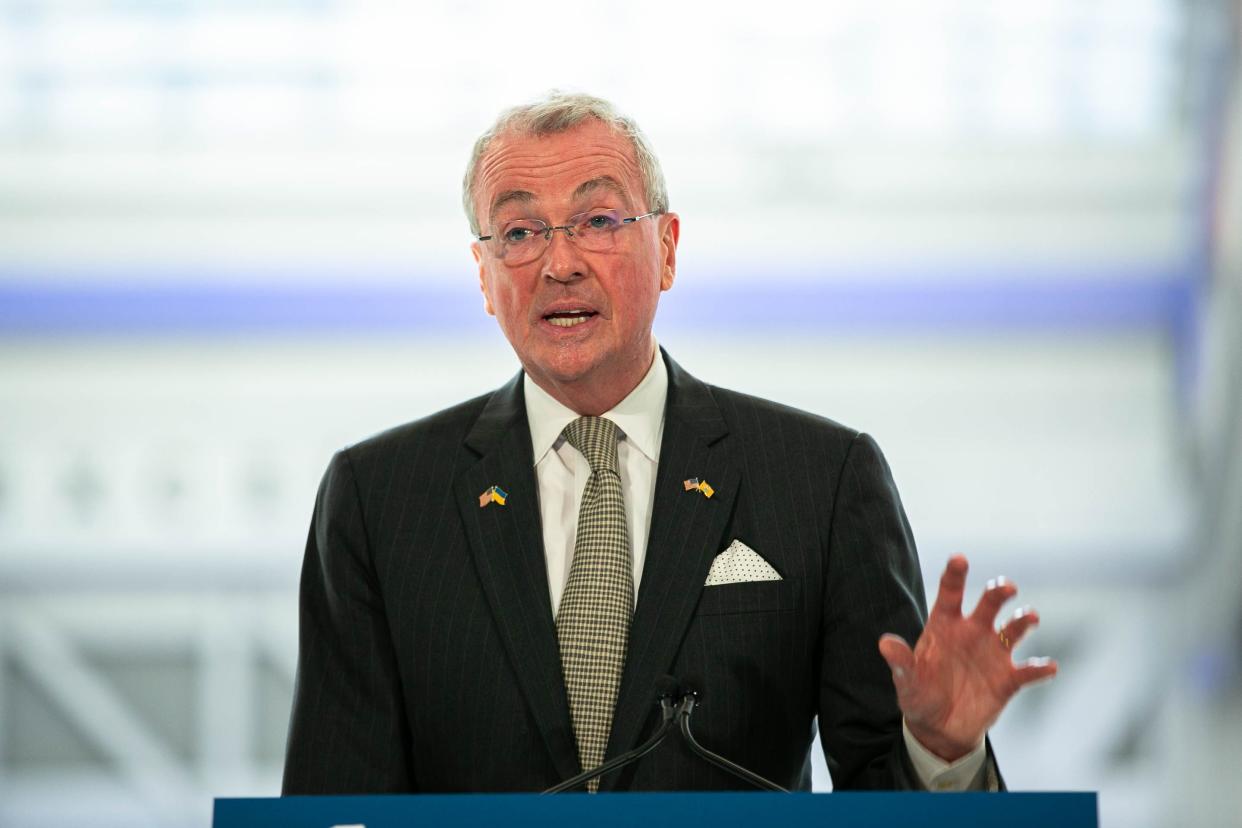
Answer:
[{"left": 877, "top": 555, "right": 1057, "bottom": 762}]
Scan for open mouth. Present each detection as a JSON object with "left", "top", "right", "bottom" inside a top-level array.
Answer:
[{"left": 542, "top": 310, "right": 598, "bottom": 328}]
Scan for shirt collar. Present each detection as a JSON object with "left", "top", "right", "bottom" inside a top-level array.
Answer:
[{"left": 524, "top": 344, "right": 668, "bottom": 466}]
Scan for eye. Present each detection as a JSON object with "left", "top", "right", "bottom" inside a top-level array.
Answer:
[
  {"left": 500, "top": 220, "right": 542, "bottom": 243},
  {"left": 582, "top": 211, "right": 620, "bottom": 231}
]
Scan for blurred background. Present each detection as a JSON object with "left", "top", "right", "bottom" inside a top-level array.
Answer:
[{"left": 1, "top": 0, "right": 1240, "bottom": 826}]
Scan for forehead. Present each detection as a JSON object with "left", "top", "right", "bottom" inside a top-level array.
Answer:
[{"left": 474, "top": 120, "right": 644, "bottom": 215}]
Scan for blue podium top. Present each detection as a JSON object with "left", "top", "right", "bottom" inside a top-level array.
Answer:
[{"left": 215, "top": 791, "right": 1097, "bottom": 828}]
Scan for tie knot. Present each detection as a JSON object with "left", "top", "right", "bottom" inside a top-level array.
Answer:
[{"left": 562, "top": 416, "right": 621, "bottom": 474}]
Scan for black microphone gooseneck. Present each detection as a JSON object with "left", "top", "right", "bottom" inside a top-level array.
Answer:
[
  {"left": 542, "top": 682, "right": 680, "bottom": 794},
  {"left": 675, "top": 690, "right": 789, "bottom": 792}
]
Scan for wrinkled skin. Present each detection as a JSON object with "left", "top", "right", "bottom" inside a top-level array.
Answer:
[{"left": 470, "top": 119, "right": 678, "bottom": 416}]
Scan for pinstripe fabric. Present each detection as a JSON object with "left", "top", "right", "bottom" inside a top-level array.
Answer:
[
  {"left": 282, "top": 349, "right": 1007, "bottom": 795},
  {"left": 556, "top": 416, "right": 634, "bottom": 789}
]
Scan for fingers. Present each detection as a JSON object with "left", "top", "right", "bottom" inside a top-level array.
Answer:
[
  {"left": 1013, "top": 656, "right": 1058, "bottom": 688},
  {"left": 970, "top": 575, "right": 1018, "bottom": 627},
  {"left": 998, "top": 607, "right": 1040, "bottom": 651},
  {"left": 877, "top": 633, "right": 915, "bottom": 690},
  {"left": 931, "top": 554, "right": 969, "bottom": 618}
]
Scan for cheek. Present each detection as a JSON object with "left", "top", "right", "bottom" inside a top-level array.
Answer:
[
  {"left": 491, "top": 277, "right": 534, "bottom": 326},
  {"left": 617, "top": 266, "right": 662, "bottom": 317}
]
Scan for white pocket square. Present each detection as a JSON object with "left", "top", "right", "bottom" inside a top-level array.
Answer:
[{"left": 704, "top": 539, "right": 782, "bottom": 586}]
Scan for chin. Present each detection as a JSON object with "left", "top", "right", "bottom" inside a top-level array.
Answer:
[{"left": 530, "top": 345, "right": 607, "bottom": 386}]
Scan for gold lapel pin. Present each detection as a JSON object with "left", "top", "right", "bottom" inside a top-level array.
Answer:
[
  {"left": 683, "top": 478, "right": 714, "bottom": 498},
  {"left": 478, "top": 485, "right": 508, "bottom": 507}
]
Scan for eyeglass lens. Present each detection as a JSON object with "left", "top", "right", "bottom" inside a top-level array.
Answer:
[{"left": 491, "top": 210, "right": 628, "bottom": 264}]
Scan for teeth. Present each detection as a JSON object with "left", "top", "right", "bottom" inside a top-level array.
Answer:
[{"left": 547, "top": 315, "right": 591, "bottom": 328}]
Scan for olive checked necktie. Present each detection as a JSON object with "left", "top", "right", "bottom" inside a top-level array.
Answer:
[{"left": 556, "top": 415, "right": 634, "bottom": 791}]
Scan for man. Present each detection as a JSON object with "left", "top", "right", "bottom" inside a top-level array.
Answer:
[{"left": 282, "top": 92, "right": 1056, "bottom": 794}]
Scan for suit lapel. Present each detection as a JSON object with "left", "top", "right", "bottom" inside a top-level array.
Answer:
[
  {"left": 599, "top": 352, "right": 739, "bottom": 788},
  {"left": 454, "top": 373, "right": 580, "bottom": 783}
]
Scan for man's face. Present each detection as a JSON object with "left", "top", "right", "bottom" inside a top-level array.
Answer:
[{"left": 471, "top": 119, "right": 678, "bottom": 401}]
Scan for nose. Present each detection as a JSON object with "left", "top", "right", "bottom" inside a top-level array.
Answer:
[{"left": 540, "top": 224, "right": 587, "bottom": 284}]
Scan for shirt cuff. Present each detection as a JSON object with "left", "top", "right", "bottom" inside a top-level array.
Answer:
[{"left": 902, "top": 720, "right": 989, "bottom": 791}]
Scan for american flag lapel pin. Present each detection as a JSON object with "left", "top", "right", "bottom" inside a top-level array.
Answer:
[
  {"left": 479, "top": 485, "right": 508, "bottom": 507},
  {"left": 683, "top": 478, "right": 714, "bottom": 498}
]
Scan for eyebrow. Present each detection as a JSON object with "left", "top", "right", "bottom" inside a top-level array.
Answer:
[
  {"left": 489, "top": 190, "right": 535, "bottom": 226},
  {"left": 488, "top": 176, "right": 633, "bottom": 227},
  {"left": 572, "top": 176, "right": 630, "bottom": 205}
]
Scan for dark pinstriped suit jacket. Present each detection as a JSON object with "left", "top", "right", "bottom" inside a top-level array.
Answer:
[{"left": 282, "top": 349, "right": 962, "bottom": 793}]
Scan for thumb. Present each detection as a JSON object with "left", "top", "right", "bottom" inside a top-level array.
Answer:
[{"left": 878, "top": 633, "right": 915, "bottom": 687}]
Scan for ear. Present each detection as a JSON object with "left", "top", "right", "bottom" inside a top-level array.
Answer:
[
  {"left": 658, "top": 212, "right": 679, "bottom": 292},
  {"left": 472, "top": 242, "right": 496, "bottom": 316}
]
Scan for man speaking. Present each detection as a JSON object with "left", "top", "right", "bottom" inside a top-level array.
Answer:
[{"left": 282, "top": 92, "right": 1056, "bottom": 794}]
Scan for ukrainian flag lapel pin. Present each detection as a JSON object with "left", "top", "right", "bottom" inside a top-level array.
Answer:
[
  {"left": 683, "top": 478, "right": 714, "bottom": 498},
  {"left": 479, "top": 485, "right": 508, "bottom": 507}
]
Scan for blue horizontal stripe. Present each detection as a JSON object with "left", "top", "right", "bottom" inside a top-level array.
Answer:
[{"left": 0, "top": 261, "right": 1196, "bottom": 336}]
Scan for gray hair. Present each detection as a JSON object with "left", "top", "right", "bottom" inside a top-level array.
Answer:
[{"left": 462, "top": 91, "right": 669, "bottom": 236}]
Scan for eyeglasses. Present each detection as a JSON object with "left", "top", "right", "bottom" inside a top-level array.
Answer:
[{"left": 476, "top": 209, "right": 662, "bottom": 266}]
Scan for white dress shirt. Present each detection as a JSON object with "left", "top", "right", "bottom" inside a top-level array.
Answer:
[
  {"left": 522, "top": 347, "right": 988, "bottom": 791},
  {"left": 524, "top": 347, "right": 667, "bottom": 615}
]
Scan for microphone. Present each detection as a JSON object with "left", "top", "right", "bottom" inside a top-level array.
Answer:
[
  {"left": 542, "top": 676, "right": 681, "bottom": 794},
  {"left": 675, "top": 685, "right": 789, "bottom": 792}
]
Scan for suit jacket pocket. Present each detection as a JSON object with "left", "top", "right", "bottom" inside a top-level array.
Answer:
[{"left": 695, "top": 579, "right": 798, "bottom": 617}]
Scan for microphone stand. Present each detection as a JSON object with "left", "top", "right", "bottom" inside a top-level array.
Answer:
[
  {"left": 675, "top": 692, "right": 788, "bottom": 792},
  {"left": 543, "top": 683, "right": 789, "bottom": 794},
  {"left": 542, "top": 692, "right": 679, "bottom": 794}
]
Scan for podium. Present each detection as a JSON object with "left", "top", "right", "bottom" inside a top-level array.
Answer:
[{"left": 214, "top": 791, "right": 1097, "bottom": 827}]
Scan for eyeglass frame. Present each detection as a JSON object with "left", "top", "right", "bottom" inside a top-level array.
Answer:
[{"left": 475, "top": 208, "right": 664, "bottom": 254}]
